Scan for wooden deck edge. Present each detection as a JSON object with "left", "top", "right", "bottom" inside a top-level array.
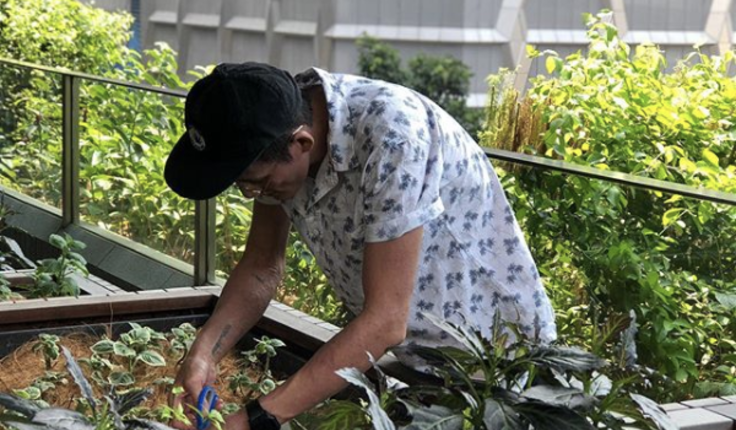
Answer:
[
  {"left": 0, "top": 284, "right": 422, "bottom": 384},
  {"left": 1, "top": 270, "right": 125, "bottom": 295},
  {"left": 0, "top": 287, "right": 219, "bottom": 326}
]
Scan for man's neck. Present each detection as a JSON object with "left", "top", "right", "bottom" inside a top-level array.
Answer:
[{"left": 307, "top": 87, "right": 329, "bottom": 179}]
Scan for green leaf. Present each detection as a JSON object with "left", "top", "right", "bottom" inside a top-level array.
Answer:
[
  {"left": 113, "top": 342, "right": 136, "bottom": 358},
  {"left": 702, "top": 149, "right": 719, "bottom": 167},
  {"left": 0, "top": 393, "right": 41, "bottom": 418},
  {"left": 404, "top": 403, "right": 464, "bottom": 430},
  {"left": 513, "top": 401, "right": 594, "bottom": 430},
  {"left": 714, "top": 292, "right": 736, "bottom": 310},
  {"left": 129, "top": 327, "right": 152, "bottom": 345},
  {"left": 48, "top": 234, "right": 65, "bottom": 249},
  {"left": 482, "top": 399, "right": 522, "bottom": 430},
  {"left": 629, "top": 394, "right": 678, "bottom": 430},
  {"left": 694, "top": 382, "right": 736, "bottom": 397},
  {"left": 137, "top": 350, "right": 166, "bottom": 367},
  {"left": 545, "top": 56, "right": 560, "bottom": 74},
  {"left": 90, "top": 339, "right": 115, "bottom": 355},
  {"left": 13, "top": 387, "right": 41, "bottom": 400},
  {"left": 421, "top": 312, "right": 486, "bottom": 360},
  {"left": 108, "top": 371, "right": 135, "bottom": 386},
  {"left": 336, "top": 367, "right": 396, "bottom": 430},
  {"left": 32, "top": 408, "right": 94, "bottom": 430},
  {"left": 521, "top": 386, "right": 596, "bottom": 411},
  {"left": 662, "top": 208, "right": 684, "bottom": 227},
  {"left": 526, "top": 346, "right": 606, "bottom": 372},
  {"left": 526, "top": 45, "right": 540, "bottom": 59}
]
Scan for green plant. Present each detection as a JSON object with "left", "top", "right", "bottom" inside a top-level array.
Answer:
[
  {"left": 89, "top": 323, "right": 167, "bottom": 388},
  {"left": 278, "top": 237, "right": 349, "bottom": 326},
  {"left": 356, "top": 35, "right": 409, "bottom": 86},
  {"left": 33, "top": 334, "right": 61, "bottom": 370},
  {"left": 481, "top": 10, "right": 736, "bottom": 400},
  {"left": 12, "top": 371, "right": 67, "bottom": 409},
  {"left": 406, "top": 54, "right": 471, "bottom": 122},
  {"left": 0, "top": 0, "right": 348, "bottom": 326},
  {"left": 0, "top": 346, "right": 177, "bottom": 430},
  {"left": 0, "top": 275, "right": 21, "bottom": 301},
  {"left": 329, "top": 313, "right": 676, "bottom": 430},
  {"left": 19, "top": 234, "right": 89, "bottom": 298},
  {"left": 0, "top": 194, "right": 35, "bottom": 271},
  {"left": 168, "top": 323, "right": 197, "bottom": 359},
  {"left": 355, "top": 34, "right": 483, "bottom": 138},
  {"left": 228, "top": 336, "right": 285, "bottom": 399}
]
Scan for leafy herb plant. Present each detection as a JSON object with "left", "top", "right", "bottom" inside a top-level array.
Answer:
[
  {"left": 87, "top": 323, "right": 168, "bottom": 389},
  {"left": 0, "top": 276, "right": 22, "bottom": 301},
  {"left": 228, "top": 336, "right": 285, "bottom": 398},
  {"left": 0, "top": 347, "right": 178, "bottom": 430},
  {"left": 33, "top": 334, "right": 62, "bottom": 370},
  {"left": 0, "top": 194, "right": 35, "bottom": 272},
  {"left": 17, "top": 234, "right": 89, "bottom": 298}
]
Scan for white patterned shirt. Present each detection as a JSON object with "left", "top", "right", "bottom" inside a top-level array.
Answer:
[{"left": 276, "top": 68, "right": 556, "bottom": 368}]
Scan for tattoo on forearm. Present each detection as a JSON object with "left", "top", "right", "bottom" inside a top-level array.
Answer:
[{"left": 211, "top": 324, "right": 232, "bottom": 357}]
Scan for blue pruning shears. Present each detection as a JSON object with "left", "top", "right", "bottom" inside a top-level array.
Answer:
[{"left": 195, "top": 385, "right": 219, "bottom": 430}]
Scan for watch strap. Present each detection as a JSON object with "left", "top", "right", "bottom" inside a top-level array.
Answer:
[{"left": 245, "top": 399, "right": 281, "bottom": 430}]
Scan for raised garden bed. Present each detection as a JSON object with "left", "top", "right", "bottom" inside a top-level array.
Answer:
[
  {"left": 0, "top": 317, "right": 300, "bottom": 411},
  {"left": 0, "top": 293, "right": 318, "bottom": 430}
]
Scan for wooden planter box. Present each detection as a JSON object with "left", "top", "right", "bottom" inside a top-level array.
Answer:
[{"left": 0, "top": 293, "right": 311, "bottom": 430}]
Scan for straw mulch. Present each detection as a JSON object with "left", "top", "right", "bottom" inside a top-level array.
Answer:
[{"left": 0, "top": 331, "right": 258, "bottom": 412}]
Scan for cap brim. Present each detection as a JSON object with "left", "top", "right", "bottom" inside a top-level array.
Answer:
[{"left": 165, "top": 131, "right": 251, "bottom": 200}]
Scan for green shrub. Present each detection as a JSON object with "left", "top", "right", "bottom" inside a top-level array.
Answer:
[
  {"left": 0, "top": 0, "right": 345, "bottom": 323},
  {"left": 356, "top": 34, "right": 483, "bottom": 138},
  {"left": 482, "top": 11, "right": 736, "bottom": 400},
  {"left": 356, "top": 35, "right": 409, "bottom": 86}
]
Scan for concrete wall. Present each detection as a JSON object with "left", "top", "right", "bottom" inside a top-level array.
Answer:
[{"left": 86, "top": 0, "right": 735, "bottom": 105}]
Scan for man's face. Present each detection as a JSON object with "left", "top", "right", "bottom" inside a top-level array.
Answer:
[{"left": 234, "top": 128, "right": 313, "bottom": 202}]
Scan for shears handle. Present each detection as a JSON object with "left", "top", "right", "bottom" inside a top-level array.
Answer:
[{"left": 195, "top": 385, "right": 219, "bottom": 430}]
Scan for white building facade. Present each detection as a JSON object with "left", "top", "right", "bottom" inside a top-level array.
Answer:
[{"left": 85, "top": 0, "right": 734, "bottom": 105}]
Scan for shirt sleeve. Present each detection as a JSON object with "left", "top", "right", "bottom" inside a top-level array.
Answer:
[{"left": 361, "top": 135, "right": 445, "bottom": 243}]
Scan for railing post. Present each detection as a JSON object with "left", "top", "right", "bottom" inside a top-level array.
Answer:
[
  {"left": 62, "top": 74, "right": 80, "bottom": 226},
  {"left": 194, "top": 198, "right": 216, "bottom": 285}
]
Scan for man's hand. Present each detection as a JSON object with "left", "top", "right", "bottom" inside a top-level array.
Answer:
[
  {"left": 223, "top": 410, "right": 250, "bottom": 430},
  {"left": 169, "top": 354, "right": 218, "bottom": 430}
]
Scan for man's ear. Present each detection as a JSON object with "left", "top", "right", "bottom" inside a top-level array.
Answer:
[{"left": 294, "top": 128, "right": 314, "bottom": 153}]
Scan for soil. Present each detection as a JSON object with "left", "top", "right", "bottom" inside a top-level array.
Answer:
[{"left": 0, "top": 331, "right": 259, "bottom": 412}]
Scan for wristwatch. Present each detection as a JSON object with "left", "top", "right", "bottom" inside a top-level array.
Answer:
[{"left": 245, "top": 399, "right": 281, "bottom": 430}]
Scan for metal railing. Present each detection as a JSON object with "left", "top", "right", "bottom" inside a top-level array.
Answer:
[
  {"left": 1, "top": 56, "right": 735, "bottom": 287},
  {"left": 0, "top": 57, "right": 215, "bottom": 285}
]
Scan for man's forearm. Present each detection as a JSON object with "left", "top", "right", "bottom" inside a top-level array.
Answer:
[
  {"left": 259, "top": 310, "right": 406, "bottom": 423},
  {"left": 190, "top": 265, "right": 282, "bottom": 363}
]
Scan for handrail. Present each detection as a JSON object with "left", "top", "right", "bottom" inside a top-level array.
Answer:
[
  {"left": 0, "top": 57, "right": 188, "bottom": 98},
  {"left": 1, "top": 56, "right": 735, "bottom": 284},
  {"left": 485, "top": 148, "right": 736, "bottom": 206}
]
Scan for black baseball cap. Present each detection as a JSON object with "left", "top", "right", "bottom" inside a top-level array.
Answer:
[{"left": 165, "top": 62, "right": 303, "bottom": 200}]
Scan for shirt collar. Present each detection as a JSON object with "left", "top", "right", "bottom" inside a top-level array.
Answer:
[
  {"left": 294, "top": 68, "right": 357, "bottom": 210},
  {"left": 296, "top": 67, "right": 355, "bottom": 173}
]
